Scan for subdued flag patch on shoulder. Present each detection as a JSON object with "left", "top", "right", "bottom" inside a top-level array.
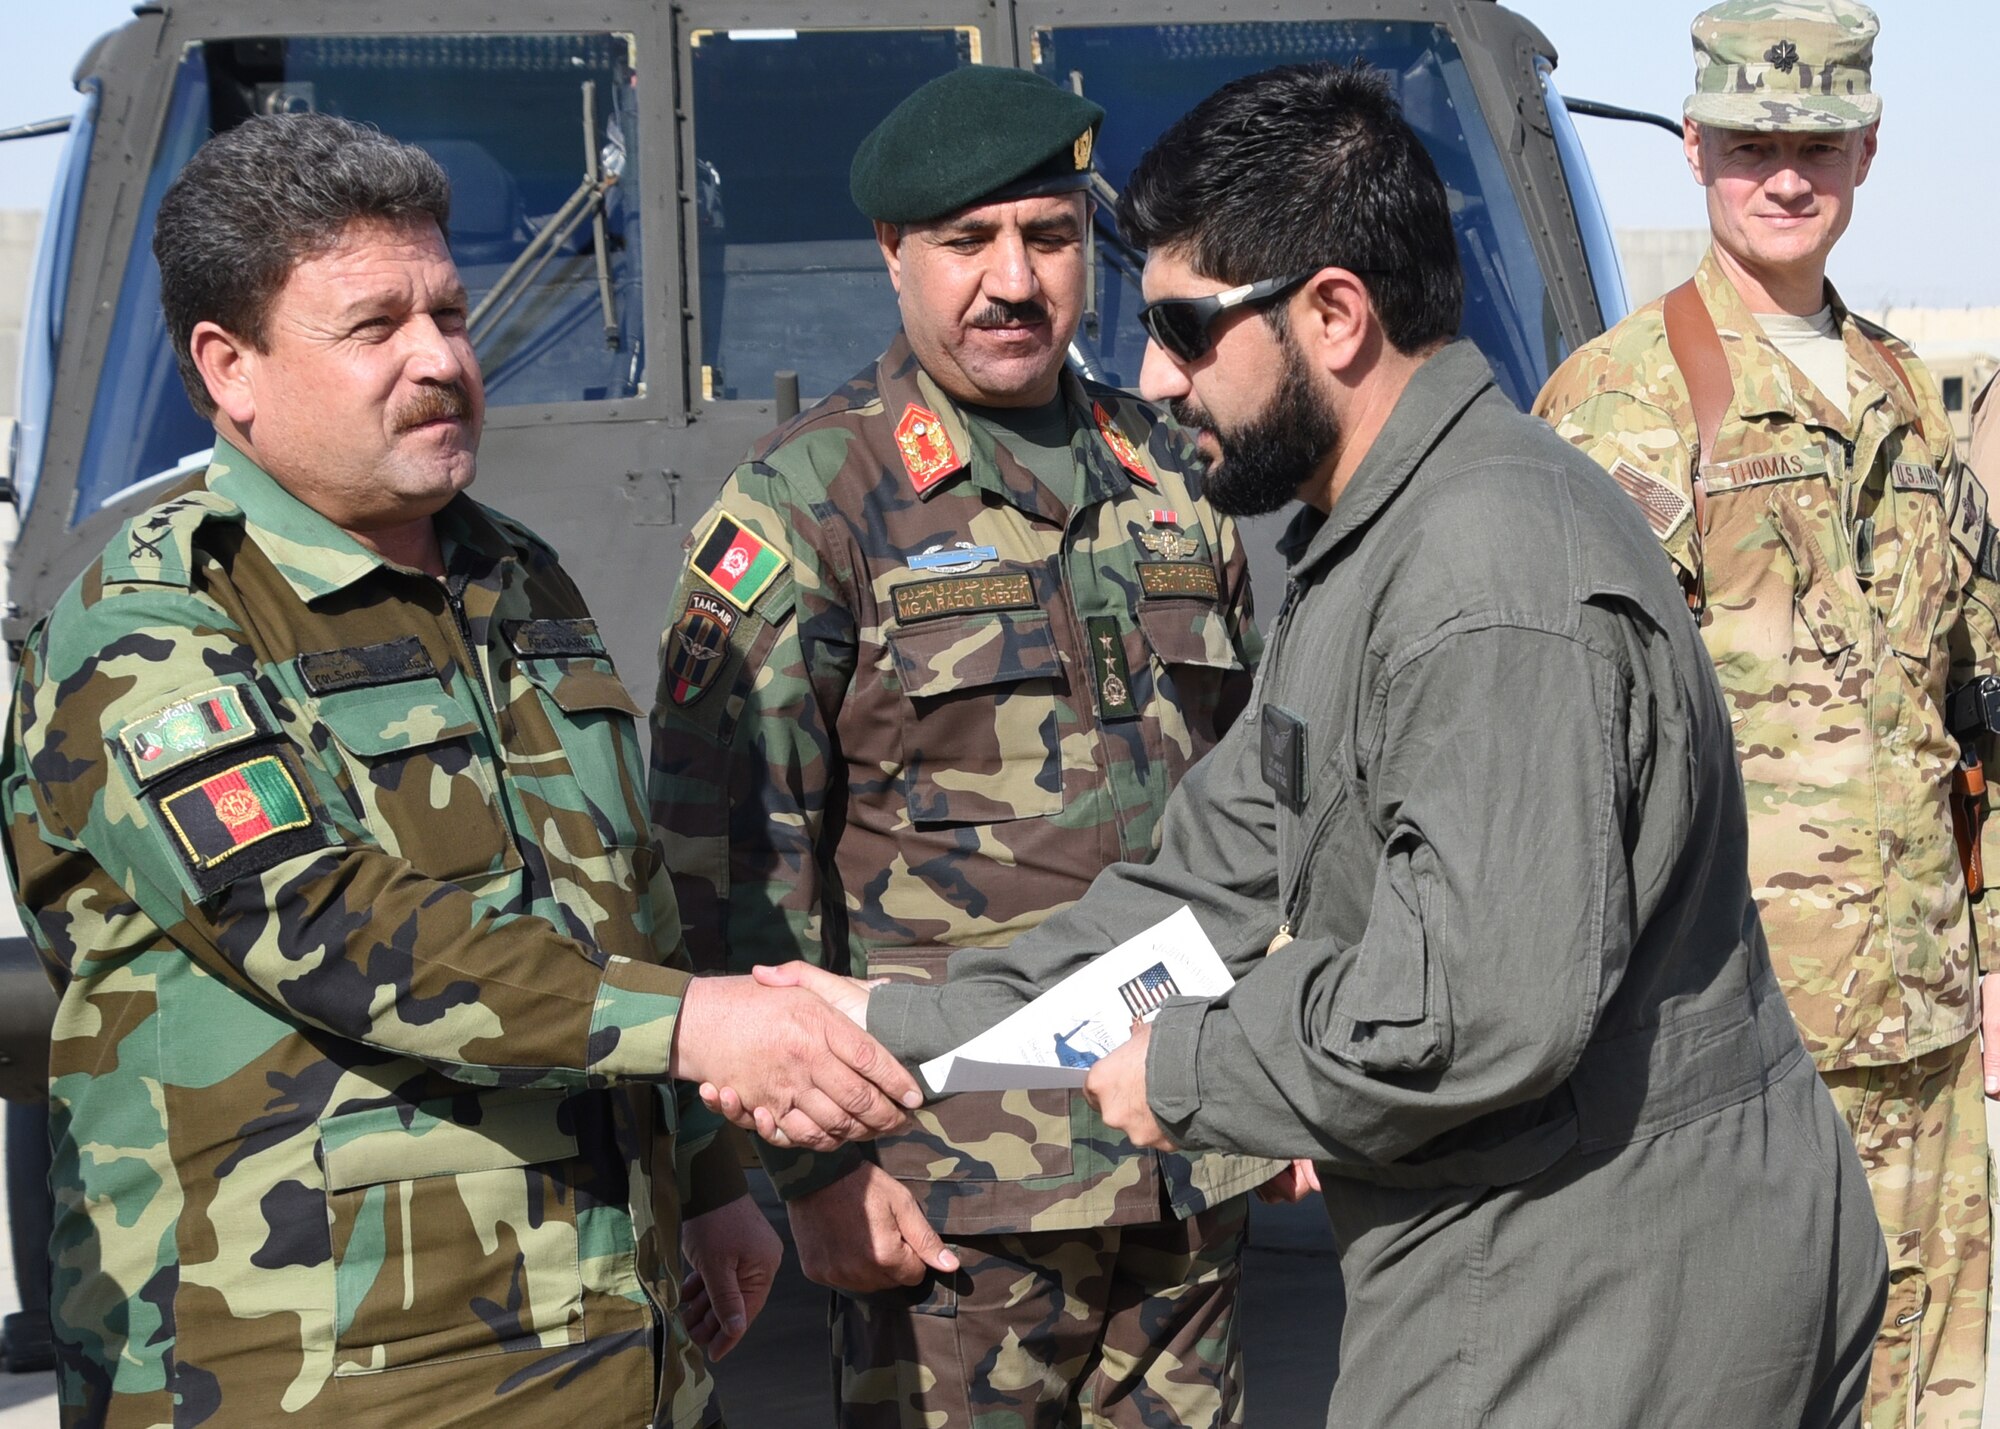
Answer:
[
  {"left": 1608, "top": 458, "right": 1693, "bottom": 541},
  {"left": 119, "top": 685, "right": 264, "bottom": 779},
  {"left": 690, "top": 512, "right": 788, "bottom": 612}
]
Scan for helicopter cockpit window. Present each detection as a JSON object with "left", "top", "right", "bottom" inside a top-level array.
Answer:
[
  {"left": 1033, "top": 21, "right": 1560, "bottom": 410},
  {"left": 12, "top": 81, "right": 96, "bottom": 517},
  {"left": 73, "top": 32, "right": 643, "bottom": 524},
  {"left": 688, "top": 28, "right": 978, "bottom": 404}
]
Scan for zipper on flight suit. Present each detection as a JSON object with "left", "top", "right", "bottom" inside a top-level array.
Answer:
[{"left": 1261, "top": 578, "right": 1314, "bottom": 952}]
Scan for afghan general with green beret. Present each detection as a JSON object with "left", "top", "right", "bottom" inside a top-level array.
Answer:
[
  {"left": 652, "top": 64, "right": 1280, "bottom": 1427},
  {"left": 1538, "top": 3, "right": 2000, "bottom": 1422}
]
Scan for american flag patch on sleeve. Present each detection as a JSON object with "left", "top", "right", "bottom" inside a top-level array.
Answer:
[{"left": 1608, "top": 459, "right": 1693, "bottom": 542}]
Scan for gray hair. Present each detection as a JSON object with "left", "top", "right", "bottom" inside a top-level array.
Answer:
[{"left": 153, "top": 113, "right": 453, "bottom": 419}]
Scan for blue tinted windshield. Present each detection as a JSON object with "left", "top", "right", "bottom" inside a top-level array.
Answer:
[
  {"left": 74, "top": 33, "right": 645, "bottom": 524},
  {"left": 1542, "top": 70, "right": 1630, "bottom": 329},
  {"left": 689, "top": 27, "right": 976, "bottom": 403},
  {"left": 1035, "top": 21, "right": 1562, "bottom": 408},
  {"left": 13, "top": 83, "right": 98, "bottom": 516}
]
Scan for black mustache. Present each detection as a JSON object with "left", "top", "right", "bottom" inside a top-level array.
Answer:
[
  {"left": 393, "top": 383, "right": 473, "bottom": 431},
  {"left": 971, "top": 301, "right": 1048, "bottom": 328}
]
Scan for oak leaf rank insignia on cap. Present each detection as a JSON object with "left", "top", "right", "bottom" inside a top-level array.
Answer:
[{"left": 895, "top": 404, "right": 963, "bottom": 494}]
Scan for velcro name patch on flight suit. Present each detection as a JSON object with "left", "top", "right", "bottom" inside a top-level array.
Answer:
[
  {"left": 1260, "top": 705, "right": 1307, "bottom": 813},
  {"left": 297, "top": 637, "right": 438, "bottom": 696},
  {"left": 502, "top": 619, "right": 607, "bottom": 659},
  {"left": 890, "top": 573, "right": 1036, "bottom": 624}
]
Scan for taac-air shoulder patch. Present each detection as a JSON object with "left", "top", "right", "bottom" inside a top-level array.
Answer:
[
  {"left": 1094, "top": 403, "right": 1157, "bottom": 487},
  {"left": 119, "top": 685, "right": 270, "bottom": 780},
  {"left": 1138, "top": 563, "right": 1221, "bottom": 601},
  {"left": 502, "top": 618, "right": 606, "bottom": 659},
  {"left": 297, "top": 637, "right": 438, "bottom": 696},
  {"left": 891, "top": 572, "right": 1036, "bottom": 624},
  {"left": 664, "top": 590, "right": 738, "bottom": 706},
  {"left": 1607, "top": 459, "right": 1693, "bottom": 541},
  {"left": 690, "top": 512, "right": 789, "bottom": 613},
  {"left": 153, "top": 749, "right": 332, "bottom": 898},
  {"left": 894, "top": 404, "right": 962, "bottom": 495}
]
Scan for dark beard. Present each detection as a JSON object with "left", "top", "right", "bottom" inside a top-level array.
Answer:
[{"left": 1172, "top": 338, "right": 1338, "bottom": 518}]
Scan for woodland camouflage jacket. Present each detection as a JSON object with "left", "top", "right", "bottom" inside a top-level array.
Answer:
[
  {"left": 1, "top": 443, "right": 742, "bottom": 1428},
  {"left": 1537, "top": 251, "right": 2000, "bottom": 1070},
  {"left": 650, "top": 334, "right": 1279, "bottom": 1235}
]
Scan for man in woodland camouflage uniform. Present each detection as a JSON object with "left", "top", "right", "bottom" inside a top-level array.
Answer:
[
  {"left": 0, "top": 114, "right": 924, "bottom": 1428},
  {"left": 650, "top": 66, "right": 1279, "bottom": 1428},
  {"left": 1537, "top": 4, "right": 1999, "bottom": 1421}
]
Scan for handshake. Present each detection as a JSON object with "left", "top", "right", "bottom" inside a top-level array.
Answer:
[{"left": 673, "top": 962, "right": 898, "bottom": 1150}]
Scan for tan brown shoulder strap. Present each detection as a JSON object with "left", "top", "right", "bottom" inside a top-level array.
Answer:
[
  {"left": 1860, "top": 332, "right": 1931, "bottom": 447},
  {"left": 1662, "top": 279, "right": 1728, "bottom": 536}
]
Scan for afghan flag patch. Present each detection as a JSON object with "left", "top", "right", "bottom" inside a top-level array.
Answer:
[
  {"left": 690, "top": 511, "right": 788, "bottom": 613},
  {"left": 159, "top": 755, "right": 313, "bottom": 870},
  {"left": 120, "top": 685, "right": 261, "bottom": 779}
]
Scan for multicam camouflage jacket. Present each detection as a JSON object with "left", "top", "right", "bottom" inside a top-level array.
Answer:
[
  {"left": 1536, "top": 250, "right": 2000, "bottom": 1070},
  {"left": 0, "top": 442, "right": 744, "bottom": 1428},
  {"left": 650, "top": 333, "right": 1279, "bottom": 1235}
]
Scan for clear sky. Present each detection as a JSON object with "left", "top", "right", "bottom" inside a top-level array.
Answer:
[{"left": 1, "top": 0, "right": 1990, "bottom": 307}]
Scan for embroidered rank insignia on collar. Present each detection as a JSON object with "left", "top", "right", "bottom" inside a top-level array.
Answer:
[
  {"left": 120, "top": 686, "right": 265, "bottom": 778},
  {"left": 895, "top": 404, "right": 962, "bottom": 495},
  {"left": 665, "top": 590, "right": 738, "bottom": 706},
  {"left": 1095, "top": 404, "right": 1157, "bottom": 487},
  {"left": 1607, "top": 459, "right": 1693, "bottom": 541},
  {"left": 690, "top": 511, "right": 788, "bottom": 612},
  {"left": 502, "top": 618, "right": 606, "bottom": 659}
]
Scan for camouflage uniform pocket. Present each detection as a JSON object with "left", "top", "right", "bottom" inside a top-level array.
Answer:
[
  {"left": 1139, "top": 600, "right": 1244, "bottom": 765},
  {"left": 862, "top": 947, "right": 1073, "bottom": 1184},
  {"left": 314, "top": 680, "right": 518, "bottom": 884},
  {"left": 885, "top": 611, "right": 1063, "bottom": 824},
  {"left": 320, "top": 1090, "right": 585, "bottom": 1375}
]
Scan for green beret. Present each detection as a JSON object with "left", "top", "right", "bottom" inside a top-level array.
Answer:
[{"left": 851, "top": 67, "right": 1104, "bottom": 225}]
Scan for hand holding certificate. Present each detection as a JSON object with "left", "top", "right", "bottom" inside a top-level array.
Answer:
[{"left": 920, "top": 905, "right": 1234, "bottom": 1095}]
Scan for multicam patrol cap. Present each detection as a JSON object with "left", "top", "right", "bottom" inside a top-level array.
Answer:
[{"left": 1685, "top": 0, "right": 1882, "bottom": 133}]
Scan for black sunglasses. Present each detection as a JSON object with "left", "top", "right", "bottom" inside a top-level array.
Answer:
[{"left": 1137, "top": 271, "right": 1317, "bottom": 362}]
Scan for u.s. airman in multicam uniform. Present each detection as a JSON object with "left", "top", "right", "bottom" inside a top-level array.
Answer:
[
  {"left": 650, "top": 66, "right": 1278, "bottom": 1429},
  {"left": 0, "top": 112, "right": 937, "bottom": 1429},
  {"left": 1537, "top": 3, "right": 1998, "bottom": 1421}
]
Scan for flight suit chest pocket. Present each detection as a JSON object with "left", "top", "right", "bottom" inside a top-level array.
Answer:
[
  {"left": 885, "top": 608, "right": 1064, "bottom": 825},
  {"left": 312, "top": 677, "right": 517, "bottom": 884},
  {"left": 319, "top": 1090, "right": 584, "bottom": 1375}
]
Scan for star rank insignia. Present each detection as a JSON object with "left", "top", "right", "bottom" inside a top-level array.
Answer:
[
  {"left": 1094, "top": 404, "right": 1157, "bottom": 487},
  {"left": 895, "top": 404, "right": 962, "bottom": 495}
]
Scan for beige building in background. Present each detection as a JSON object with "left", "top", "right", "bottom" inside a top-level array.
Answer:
[{"left": 0, "top": 211, "right": 40, "bottom": 425}]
